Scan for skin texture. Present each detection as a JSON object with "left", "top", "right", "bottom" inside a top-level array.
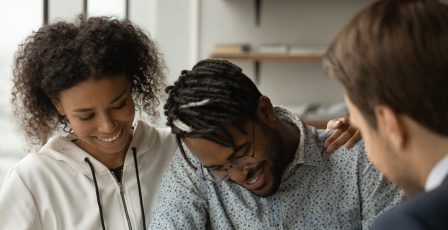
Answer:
[
  {"left": 184, "top": 96, "right": 299, "bottom": 197},
  {"left": 164, "top": 59, "right": 360, "bottom": 197},
  {"left": 324, "top": 0, "right": 448, "bottom": 197},
  {"left": 302, "top": 117, "right": 362, "bottom": 153},
  {"left": 184, "top": 121, "right": 284, "bottom": 197},
  {"left": 344, "top": 95, "right": 424, "bottom": 196},
  {"left": 324, "top": 117, "right": 361, "bottom": 152},
  {"left": 52, "top": 75, "right": 135, "bottom": 169},
  {"left": 11, "top": 16, "right": 165, "bottom": 147},
  {"left": 183, "top": 103, "right": 361, "bottom": 197}
]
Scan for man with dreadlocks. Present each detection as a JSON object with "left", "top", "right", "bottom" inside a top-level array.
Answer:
[{"left": 149, "top": 59, "right": 404, "bottom": 229}]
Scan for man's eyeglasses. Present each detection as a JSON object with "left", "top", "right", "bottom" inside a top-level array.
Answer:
[{"left": 199, "top": 121, "right": 260, "bottom": 182}]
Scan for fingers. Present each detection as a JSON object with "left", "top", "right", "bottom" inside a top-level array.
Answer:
[
  {"left": 324, "top": 128, "right": 343, "bottom": 149},
  {"left": 344, "top": 129, "right": 362, "bottom": 149},
  {"left": 324, "top": 117, "right": 349, "bottom": 149},
  {"left": 326, "top": 128, "right": 355, "bottom": 152},
  {"left": 326, "top": 117, "right": 347, "bottom": 130}
]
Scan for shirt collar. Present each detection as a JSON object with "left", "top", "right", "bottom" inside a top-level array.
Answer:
[
  {"left": 275, "top": 107, "right": 325, "bottom": 170},
  {"left": 425, "top": 154, "right": 448, "bottom": 191}
]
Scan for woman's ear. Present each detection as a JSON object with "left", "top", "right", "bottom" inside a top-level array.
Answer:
[
  {"left": 50, "top": 97, "right": 66, "bottom": 116},
  {"left": 256, "top": 96, "right": 276, "bottom": 124}
]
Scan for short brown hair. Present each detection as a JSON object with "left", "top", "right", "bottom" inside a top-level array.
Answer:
[{"left": 324, "top": 0, "right": 448, "bottom": 135}]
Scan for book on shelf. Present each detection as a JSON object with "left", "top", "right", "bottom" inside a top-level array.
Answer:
[
  {"left": 212, "top": 44, "right": 251, "bottom": 56},
  {"left": 256, "top": 44, "right": 288, "bottom": 55},
  {"left": 288, "top": 45, "right": 327, "bottom": 56}
]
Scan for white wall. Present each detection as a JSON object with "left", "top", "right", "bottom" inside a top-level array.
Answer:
[
  {"left": 0, "top": 0, "right": 45, "bottom": 182},
  {"left": 149, "top": 0, "right": 198, "bottom": 84},
  {"left": 131, "top": 0, "right": 198, "bottom": 126},
  {"left": 199, "top": 0, "right": 371, "bottom": 107},
  {"left": 129, "top": 0, "right": 157, "bottom": 35},
  {"left": 49, "top": 0, "right": 83, "bottom": 22}
]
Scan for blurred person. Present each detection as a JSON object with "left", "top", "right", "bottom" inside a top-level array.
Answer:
[{"left": 325, "top": 0, "right": 448, "bottom": 229}]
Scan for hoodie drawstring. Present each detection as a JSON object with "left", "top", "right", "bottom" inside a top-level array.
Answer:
[
  {"left": 84, "top": 157, "right": 106, "bottom": 230},
  {"left": 84, "top": 147, "right": 146, "bottom": 230},
  {"left": 132, "top": 147, "right": 146, "bottom": 229}
]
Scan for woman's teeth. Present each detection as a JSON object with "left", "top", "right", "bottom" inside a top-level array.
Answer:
[{"left": 98, "top": 130, "right": 121, "bottom": 143}]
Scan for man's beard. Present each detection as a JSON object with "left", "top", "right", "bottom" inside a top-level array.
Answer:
[{"left": 249, "top": 125, "right": 287, "bottom": 197}]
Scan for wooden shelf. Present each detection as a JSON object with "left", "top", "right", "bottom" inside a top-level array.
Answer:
[
  {"left": 210, "top": 53, "right": 323, "bottom": 62},
  {"left": 210, "top": 53, "right": 323, "bottom": 85}
]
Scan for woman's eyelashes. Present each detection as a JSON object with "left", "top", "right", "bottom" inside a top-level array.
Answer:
[
  {"left": 111, "top": 100, "right": 126, "bottom": 110},
  {"left": 79, "top": 113, "right": 94, "bottom": 121},
  {"left": 77, "top": 100, "right": 127, "bottom": 121}
]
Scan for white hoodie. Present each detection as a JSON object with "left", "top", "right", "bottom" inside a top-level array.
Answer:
[{"left": 0, "top": 120, "right": 178, "bottom": 230}]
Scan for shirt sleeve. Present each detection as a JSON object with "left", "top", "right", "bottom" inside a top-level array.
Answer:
[
  {"left": 0, "top": 168, "right": 42, "bottom": 230},
  {"left": 358, "top": 148, "right": 405, "bottom": 229},
  {"left": 149, "top": 148, "right": 209, "bottom": 230}
]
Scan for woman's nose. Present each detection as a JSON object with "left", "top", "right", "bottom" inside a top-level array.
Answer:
[{"left": 97, "top": 113, "right": 117, "bottom": 133}]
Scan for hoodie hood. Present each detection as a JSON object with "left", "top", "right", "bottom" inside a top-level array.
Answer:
[
  {"left": 39, "top": 120, "right": 169, "bottom": 179},
  {"left": 0, "top": 120, "right": 178, "bottom": 229}
]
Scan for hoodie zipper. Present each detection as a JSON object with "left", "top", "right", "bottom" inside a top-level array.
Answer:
[{"left": 112, "top": 171, "right": 133, "bottom": 230}]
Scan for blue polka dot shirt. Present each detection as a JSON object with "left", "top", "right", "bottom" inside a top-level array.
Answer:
[{"left": 150, "top": 108, "right": 405, "bottom": 230}]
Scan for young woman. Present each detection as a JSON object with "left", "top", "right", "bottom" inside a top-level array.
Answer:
[
  {"left": 0, "top": 16, "right": 359, "bottom": 230},
  {"left": 0, "top": 16, "right": 177, "bottom": 230}
]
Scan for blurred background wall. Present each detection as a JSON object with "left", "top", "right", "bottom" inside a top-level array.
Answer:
[{"left": 0, "top": 0, "right": 388, "bottom": 184}]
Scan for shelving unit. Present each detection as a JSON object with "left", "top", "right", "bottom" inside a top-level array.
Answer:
[{"left": 210, "top": 53, "right": 323, "bottom": 84}]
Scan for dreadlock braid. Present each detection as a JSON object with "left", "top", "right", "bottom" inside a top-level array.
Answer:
[{"left": 164, "top": 59, "right": 262, "bottom": 163}]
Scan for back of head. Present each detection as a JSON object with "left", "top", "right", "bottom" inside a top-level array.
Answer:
[
  {"left": 324, "top": 0, "right": 448, "bottom": 135},
  {"left": 164, "top": 59, "right": 262, "bottom": 148}
]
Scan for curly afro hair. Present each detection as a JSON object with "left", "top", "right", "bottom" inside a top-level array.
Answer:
[{"left": 12, "top": 16, "right": 166, "bottom": 146}]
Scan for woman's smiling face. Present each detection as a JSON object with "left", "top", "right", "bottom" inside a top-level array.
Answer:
[{"left": 52, "top": 75, "right": 135, "bottom": 164}]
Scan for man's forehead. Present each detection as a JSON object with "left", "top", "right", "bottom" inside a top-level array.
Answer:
[{"left": 184, "top": 137, "right": 226, "bottom": 150}]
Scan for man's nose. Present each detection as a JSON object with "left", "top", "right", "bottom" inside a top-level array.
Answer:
[{"left": 229, "top": 167, "right": 249, "bottom": 184}]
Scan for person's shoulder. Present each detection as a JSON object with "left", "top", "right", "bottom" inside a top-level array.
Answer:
[
  {"left": 132, "top": 120, "right": 177, "bottom": 150},
  {"left": 12, "top": 135, "right": 91, "bottom": 179},
  {"left": 412, "top": 181, "right": 448, "bottom": 209},
  {"left": 134, "top": 120, "right": 172, "bottom": 137},
  {"left": 305, "top": 124, "right": 366, "bottom": 156},
  {"left": 171, "top": 143, "right": 201, "bottom": 170},
  {"left": 326, "top": 137, "right": 367, "bottom": 166},
  {"left": 403, "top": 185, "right": 448, "bottom": 224},
  {"left": 373, "top": 204, "right": 423, "bottom": 230},
  {"left": 322, "top": 138, "right": 381, "bottom": 191},
  {"left": 374, "top": 186, "right": 448, "bottom": 230},
  {"left": 8, "top": 151, "right": 58, "bottom": 183},
  {"left": 301, "top": 125, "right": 367, "bottom": 168},
  {"left": 331, "top": 138, "right": 368, "bottom": 165},
  {"left": 17, "top": 137, "right": 68, "bottom": 167}
]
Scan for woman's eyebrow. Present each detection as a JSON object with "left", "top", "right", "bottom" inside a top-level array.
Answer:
[{"left": 72, "top": 89, "right": 127, "bottom": 112}]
